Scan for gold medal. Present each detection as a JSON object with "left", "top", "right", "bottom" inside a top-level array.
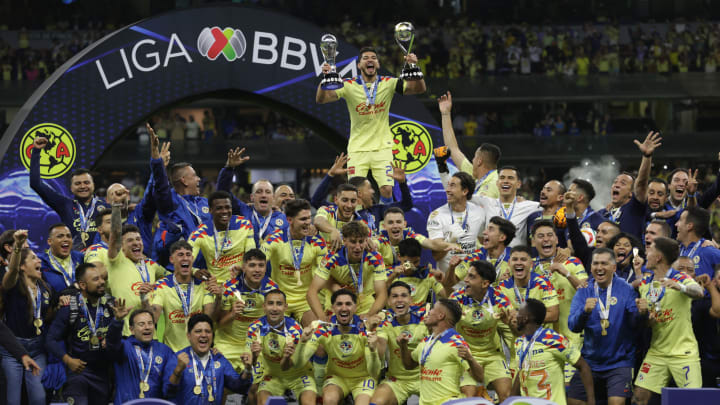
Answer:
[
  {"left": 295, "top": 269, "right": 302, "bottom": 286},
  {"left": 139, "top": 392, "right": 145, "bottom": 399},
  {"left": 193, "top": 385, "right": 202, "bottom": 395},
  {"left": 207, "top": 385, "right": 214, "bottom": 401},
  {"left": 208, "top": 394, "right": 215, "bottom": 402},
  {"left": 140, "top": 381, "right": 149, "bottom": 392},
  {"left": 492, "top": 312, "right": 501, "bottom": 319},
  {"left": 285, "top": 335, "right": 294, "bottom": 345},
  {"left": 600, "top": 319, "right": 609, "bottom": 336},
  {"left": 35, "top": 328, "right": 42, "bottom": 336},
  {"left": 33, "top": 318, "right": 43, "bottom": 327},
  {"left": 90, "top": 335, "right": 99, "bottom": 345},
  {"left": 81, "top": 232, "right": 89, "bottom": 243}
]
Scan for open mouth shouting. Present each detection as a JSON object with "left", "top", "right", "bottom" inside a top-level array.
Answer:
[
  {"left": 60, "top": 241, "right": 71, "bottom": 255},
  {"left": 514, "top": 264, "right": 527, "bottom": 278},
  {"left": 539, "top": 242, "right": 554, "bottom": 257},
  {"left": 365, "top": 62, "right": 376, "bottom": 76},
  {"left": 336, "top": 309, "right": 352, "bottom": 324},
  {"left": 196, "top": 335, "right": 210, "bottom": 352}
]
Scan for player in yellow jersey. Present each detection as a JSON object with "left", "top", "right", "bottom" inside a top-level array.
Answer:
[
  {"left": 262, "top": 199, "right": 327, "bottom": 325},
  {"left": 398, "top": 298, "right": 484, "bottom": 405},
  {"left": 314, "top": 184, "right": 360, "bottom": 251},
  {"left": 188, "top": 191, "right": 256, "bottom": 284},
  {"left": 214, "top": 249, "right": 278, "bottom": 372},
  {"left": 449, "top": 260, "right": 514, "bottom": 401},
  {"left": 84, "top": 208, "right": 111, "bottom": 269},
  {"left": 366, "top": 281, "right": 428, "bottom": 405},
  {"left": 308, "top": 221, "right": 387, "bottom": 319},
  {"left": 437, "top": 91, "right": 501, "bottom": 199},
  {"left": 293, "top": 289, "right": 382, "bottom": 405},
  {"left": 317, "top": 47, "right": 426, "bottom": 203},
  {"left": 633, "top": 237, "right": 705, "bottom": 405},
  {"left": 147, "top": 241, "right": 221, "bottom": 352},
  {"left": 512, "top": 298, "right": 595, "bottom": 405},
  {"left": 444, "top": 216, "right": 516, "bottom": 288},
  {"left": 107, "top": 204, "right": 166, "bottom": 335},
  {"left": 385, "top": 238, "right": 446, "bottom": 307},
  {"left": 245, "top": 289, "right": 316, "bottom": 405},
  {"left": 377, "top": 207, "right": 458, "bottom": 269}
]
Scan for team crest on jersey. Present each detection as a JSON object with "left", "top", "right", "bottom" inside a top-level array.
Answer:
[
  {"left": 339, "top": 340, "right": 353, "bottom": 355},
  {"left": 275, "top": 219, "right": 284, "bottom": 226},
  {"left": 268, "top": 338, "right": 280, "bottom": 352},
  {"left": 609, "top": 297, "right": 618, "bottom": 305},
  {"left": 155, "top": 356, "right": 163, "bottom": 364},
  {"left": 43, "top": 291, "right": 49, "bottom": 298},
  {"left": 202, "top": 207, "right": 210, "bottom": 214},
  {"left": 215, "top": 361, "right": 221, "bottom": 369},
  {"left": 407, "top": 283, "right": 417, "bottom": 295},
  {"left": 693, "top": 256, "right": 700, "bottom": 263},
  {"left": 245, "top": 299, "right": 256, "bottom": 310},
  {"left": 401, "top": 329, "right": 413, "bottom": 340},
  {"left": 104, "top": 309, "right": 110, "bottom": 318},
  {"left": 472, "top": 309, "right": 485, "bottom": 321}
]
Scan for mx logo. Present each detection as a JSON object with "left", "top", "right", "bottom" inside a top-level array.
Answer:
[{"left": 197, "top": 27, "right": 247, "bottom": 61}]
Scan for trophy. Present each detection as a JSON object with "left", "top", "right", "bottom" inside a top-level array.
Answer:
[
  {"left": 394, "top": 22, "right": 423, "bottom": 81},
  {"left": 320, "top": 34, "right": 343, "bottom": 90}
]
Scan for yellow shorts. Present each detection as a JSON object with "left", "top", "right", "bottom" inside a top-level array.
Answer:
[
  {"left": 214, "top": 340, "right": 249, "bottom": 371},
  {"left": 475, "top": 352, "right": 511, "bottom": 385},
  {"left": 348, "top": 149, "right": 394, "bottom": 187},
  {"left": 381, "top": 377, "right": 419, "bottom": 404},
  {"left": 324, "top": 375, "right": 376, "bottom": 399},
  {"left": 258, "top": 372, "right": 316, "bottom": 396},
  {"left": 286, "top": 299, "right": 311, "bottom": 323},
  {"left": 635, "top": 354, "right": 702, "bottom": 394}
]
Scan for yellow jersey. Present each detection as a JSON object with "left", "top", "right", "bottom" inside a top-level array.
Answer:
[{"left": 188, "top": 215, "right": 256, "bottom": 284}]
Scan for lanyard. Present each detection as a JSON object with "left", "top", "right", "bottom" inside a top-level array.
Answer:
[
  {"left": 136, "top": 260, "right": 150, "bottom": 283},
  {"left": 358, "top": 75, "right": 380, "bottom": 106},
  {"left": 289, "top": 236, "right": 306, "bottom": 270},
  {"left": 474, "top": 169, "right": 496, "bottom": 194},
  {"left": 191, "top": 351, "right": 216, "bottom": 397},
  {"left": 449, "top": 204, "right": 469, "bottom": 231},
  {"left": 76, "top": 197, "right": 99, "bottom": 232},
  {"left": 30, "top": 283, "right": 42, "bottom": 320},
  {"left": 518, "top": 327, "right": 544, "bottom": 371},
  {"left": 493, "top": 249, "right": 508, "bottom": 278},
  {"left": 609, "top": 206, "right": 622, "bottom": 223},
  {"left": 498, "top": 198, "right": 516, "bottom": 221},
  {"left": 212, "top": 224, "right": 229, "bottom": 260},
  {"left": 135, "top": 345, "right": 154, "bottom": 387},
  {"left": 647, "top": 279, "right": 666, "bottom": 311},
  {"left": 513, "top": 275, "right": 534, "bottom": 305},
  {"left": 173, "top": 275, "right": 194, "bottom": 317},
  {"left": 579, "top": 207, "right": 593, "bottom": 225},
  {"left": 594, "top": 277, "right": 613, "bottom": 320},
  {"left": 253, "top": 210, "right": 272, "bottom": 240},
  {"left": 470, "top": 289, "right": 495, "bottom": 315},
  {"left": 48, "top": 252, "right": 74, "bottom": 287},
  {"left": 183, "top": 197, "right": 203, "bottom": 227},
  {"left": 420, "top": 329, "right": 451, "bottom": 366},
  {"left": 345, "top": 249, "right": 364, "bottom": 294},
  {"left": 681, "top": 239, "right": 703, "bottom": 259},
  {"left": 79, "top": 295, "right": 103, "bottom": 337}
]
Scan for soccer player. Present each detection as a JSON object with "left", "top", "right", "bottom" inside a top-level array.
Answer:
[
  {"left": 567, "top": 179, "right": 606, "bottom": 231},
  {"left": 512, "top": 298, "right": 595, "bottom": 405},
  {"left": 368, "top": 281, "right": 428, "bottom": 405},
  {"left": 84, "top": 208, "right": 111, "bottom": 269},
  {"left": 633, "top": 237, "right": 704, "bottom": 404},
  {"left": 445, "top": 215, "right": 516, "bottom": 287},
  {"left": 107, "top": 202, "right": 166, "bottom": 335},
  {"left": 168, "top": 313, "right": 251, "bottom": 403},
  {"left": 676, "top": 206, "right": 720, "bottom": 278},
  {"left": 262, "top": 199, "right": 327, "bottom": 325},
  {"left": 40, "top": 223, "right": 85, "bottom": 293},
  {"left": 597, "top": 132, "right": 660, "bottom": 240},
  {"left": 246, "top": 289, "right": 315, "bottom": 405},
  {"left": 214, "top": 249, "right": 278, "bottom": 371},
  {"left": 377, "top": 207, "right": 458, "bottom": 269},
  {"left": 472, "top": 166, "right": 540, "bottom": 247},
  {"left": 317, "top": 47, "right": 426, "bottom": 204},
  {"left": 105, "top": 180, "right": 158, "bottom": 258},
  {"left": 568, "top": 248, "right": 640, "bottom": 405},
  {"left": 46, "top": 263, "right": 116, "bottom": 405},
  {"left": 398, "top": 298, "right": 484, "bottom": 405},
  {"left": 274, "top": 184, "right": 295, "bottom": 209},
  {"left": 450, "top": 260, "right": 513, "bottom": 401},
  {"left": 294, "top": 289, "right": 382, "bottom": 405},
  {"left": 437, "top": 91, "right": 500, "bottom": 199},
  {"left": 526, "top": 180, "right": 567, "bottom": 244},
  {"left": 692, "top": 267, "right": 720, "bottom": 387},
  {"left": 385, "top": 238, "right": 446, "bottom": 306},
  {"left": 188, "top": 190, "right": 256, "bottom": 284},
  {"left": 427, "top": 172, "right": 486, "bottom": 272},
  {"left": 29, "top": 136, "right": 109, "bottom": 250},
  {"left": 148, "top": 241, "right": 221, "bottom": 352},
  {"left": 106, "top": 305, "right": 176, "bottom": 403},
  {"left": 645, "top": 219, "right": 671, "bottom": 251},
  {"left": 307, "top": 221, "right": 387, "bottom": 320},
  {"left": 314, "top": 183, "right": 361, "bottom": 251},
  {"left": 218, "top": 147, "right": 289, "bottom": 246}
]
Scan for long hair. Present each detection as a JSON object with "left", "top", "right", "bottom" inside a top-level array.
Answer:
[{"left": 0, "top": 248, "right": 51, "bottom": 322}]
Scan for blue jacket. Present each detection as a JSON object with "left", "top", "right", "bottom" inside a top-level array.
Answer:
[
  {"left": 568, "top": 276, "right": 640, "bottom": 371},
  {"left": 39, "top": 250, "right": 85, "bottom": 293},
  {"left": 106, "top": 320, "right": 177, "bottom": 404}
]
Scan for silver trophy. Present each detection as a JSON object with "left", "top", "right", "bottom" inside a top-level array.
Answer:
[
  {"left": 320, "top": 34, "right": 343, "bottom": 90},
  {"left": 394, "top": 22, "right": 423, "bottom": 81}
]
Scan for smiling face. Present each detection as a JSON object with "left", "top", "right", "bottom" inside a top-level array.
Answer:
[
  {"left": 497, "top": 169, "right": 520, "bottom": 199},
  {"left": 445, "top": 176, "right": 468, "bottom": 204},
  {"left": 482, "top": 222, "right": 506, "bottom": 250},
  {"left": 48, "top": 226, "right": 73, "bottom": 258},
  {"left": 20, "top": 250, "right": 42, "bottom": 280},
  {"left": 210, "top": 197, "right": 232, "bottom": 229},
  {"left": 389, "top": 285, "right": 412, "bottom": 317},
  {"left": 130, "top": 312, "right": 155, "bottom": 344},
  {"left": 596, "top": 222, "right": 619, "bottom": 248},
  {"left": 384, "top": 212, "right": 407, "bottom": 243},
  {"left": 188, "top": 321, "right": 213, "bottom": 355},
  {"left": 669, "top": 171, "right": 689, "bottom": 202},
  {"left": 243, "top": 258, "right": 266, "bottom": 285},
  {"left": 532, "top": 226, "right": 558, "bottom": 259},
  {"left": 273, "top": 185, "right": 295, "bottom": 209},
  {"left": 591, "top": 251, "right": 616, "bottom": 287},
  {"left": 645, "top": 222, "right": 664, "bottom": 250},
  {"left": 610, "top": 174, "right": 633, "bottom": 206},
  {"left": 169, "top": 247, "right": 193, "bottom": 278},
  {"left": 464, "top": 266, "right": 490, "bottom": 297},
  {"left": 509, "top": 250, "right": 532, "bottom": 282},
  {"left": 358, "top": 51, "right": 379, "bottom": 79},
  {"left": 289, "top": 208, "right": 312, "bottom": 238},
  {"left": 79, "top": 266, "right": 106, "bottom": 298},
  {"left": 121, "top": 231, "right": 144, "bottom": 263},
  {"left": 675, "top": 210, "right": 692, "bottom": 242},
  {"left": 423, "top": 302, "right": 447, "bottom": 328},
  {"left": 332, "top": 293, "right": 357, "bottom": 325},
  {"left": 612, "top": 236, "right": 633, "bottom": 266},
  {"left": 70, "top": 173, "right": 94, "bottom": 200},
  {"left": 539, "top": 180, "right": 563, "bottom": 208},
  {"left": 343, "top": 236, "right": 365, "bottom": 263},
  {"left": 334, "top": 190, "right": 358, "bottom": 222},
  {"left": 251, "top": 181, "right": 274, "bottom": 214},
  {"left": 647, "top": 181, "right": 668, "bottom": 211},
  {"left": 180, "top": 166, "right": 201, "bottom": 196},
  {"left": 263, "top": 292, "right": 287, "bottom": 324}
]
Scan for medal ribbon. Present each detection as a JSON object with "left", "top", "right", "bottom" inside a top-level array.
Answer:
[
  {"left": 358, "top": 75, "right": 380, "bottom": 106},
  {"left": 448, "top": 204, "right": 469, "bottom": 231},
  {"left": 136, "top": 260, "right": 150, "bottom": 283},
  {"left": 76, "top": 197, "right": 99, "bottom": 232},
  {"left": 474, "top": 169, "right": 496, "bottom": 195},
  {"left": 512, "top": 274, "right": 535, "bottom": 305},
  {"left": 79, "top": 295, "right": 103, "bottom": 338},
  {"left": 344, "top": 249, "right": 364, "bottom": 294},
  {"left": 579, "top": 207, "right": 593, "bottom": 225},
  {"left": 48, "top": 252, "right": 74, "bottom": 287},
  {"left": 182, "top": 197, "right": 203, "bottom": 227},
  {"left": 420, "top": 329, "right": 451, "bottom": 366},
  {"left": 493, "top": 249, "right": 508, "bottom": 278},
  {"left": 212, "top": 224, "right": 229, "bottom": 261},
  {"left": 134, "top": 345, "right": 154, "bottom": 388},
  {"left": 498, "top": 198, "right": 517, "bottom": 221},
  {"left": 289, "top": 235, "right": 306, "bottom": 270},
  {"left": 518, "top": 327, "right": 544, "bottom": 371},
  {"left": 609, "top": 207, "right": 622, "bottom": 223},
  {"left": 30, "top": 283, "right": 42, "bottom": 321},
  {"left": 594, "top": 277, "right": 613, "bottom": 320},
  {"left": 680, "top": 239, "right": 703, "bottom": 260},
  {"left": 173, "top": 275, "right": 194, "bottom": 317},
  {"left": 191, "top": 351, "right": 205, "bottom": 394},
  {"left": 253, "top": 210, "right": 272, "bottom": 240}
]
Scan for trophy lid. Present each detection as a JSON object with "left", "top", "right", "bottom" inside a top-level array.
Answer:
[
  {"left": 321, "top": 34, "right": 337, "bottom": 45},
  {"left": 394, "top": 22, "right": 415, "bottom": 42}
]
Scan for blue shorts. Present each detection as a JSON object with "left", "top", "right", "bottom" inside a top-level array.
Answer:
[
  {"left": 63, "top": 369, "right": 111, "bottom": 405},
  {"left": 567, "top": 367, "right": 633, "bottom": 401}
]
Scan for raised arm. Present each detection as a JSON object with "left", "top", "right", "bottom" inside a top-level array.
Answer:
[
  {"left": 1, "top": 230, "right": 27, "bottom": 290},
  {"left": 311, "top": 153, "right": 348, "bottom": 209},
  {"left": 217, "top": 147, "right": 251, "bottom": 216},
  {"left": 401, "top": 54, "right": 427, "bottom": 95},
  {"left": 29, "top": 136, "right": 71, "bottom": 218},
  {"left": 148, "top": 124, "right": 176, "bottom": 215},
  {"left": 108, "top": 201, "right": 124, "bottom": 260},
  {"left": 437, "top": 91, "right": 469, "bottom": 171},
  {"left": 397, "top": 333, "right": 418, "bottom": 369},
  {"left": 633, "top": 131, "right": 662, "bottom": 203}
]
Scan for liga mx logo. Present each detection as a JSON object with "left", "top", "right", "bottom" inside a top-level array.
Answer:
[{"left": 198, "top": 27, "right": 247, "bottom": 61}]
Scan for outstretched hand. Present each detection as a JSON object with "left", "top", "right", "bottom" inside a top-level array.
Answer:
[
  {"left": 634, "top": 131, "right": 662, "bottom": 156},
  {"left": 437, "top": 91, "right": 452, "bottom": 114},
  {"left": 329, "top": 153, "right": 349, "bottom": 177},
  {"left": 226, "top": 147, "right": 250, "bottom": 168}
]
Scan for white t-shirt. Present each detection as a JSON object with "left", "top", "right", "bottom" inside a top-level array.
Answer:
[
  {"left": 472, "top": 195, "right": 540, "bottom": 247},
  {"left": 427, "top": 201, "right": 486, "bottom": 272}
]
